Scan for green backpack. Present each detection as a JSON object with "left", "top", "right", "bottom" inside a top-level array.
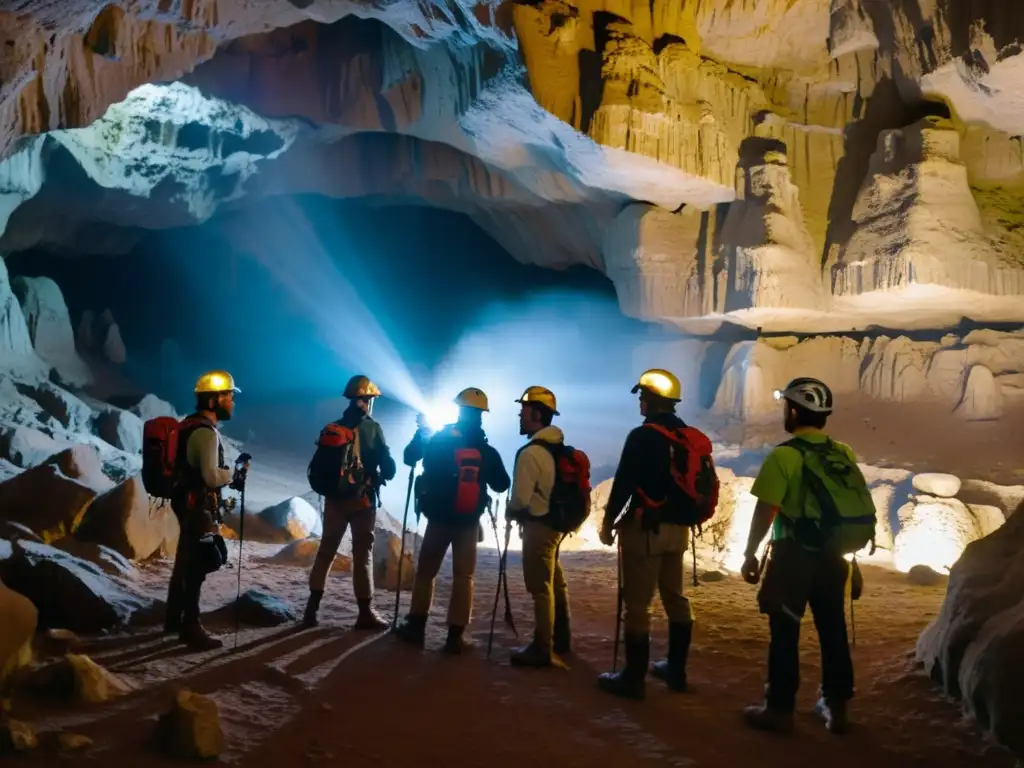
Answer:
[{"left": 780, "top": 438, "right": 877, "bottom": 556}]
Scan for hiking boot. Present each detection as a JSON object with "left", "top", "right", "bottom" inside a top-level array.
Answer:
[
  {"left": 553, "top": 603, "right": 571, "bottom": 656},
  {"left": 650, "top": 621, "right": 691, "bottom": 692},
  {"left": 443, "top": 625, "right": 474, "bottom": 655},
  {"left": 510, "top": 640, "right": 569, "bottom": 669},
  {"left": 353, "top": 598, "right": 388, "bottom": 631},
  {"left": 163, "top": 617, "right": 182, "bottom": 635},
  {"left": 393, "top": 615, "right": 427, "bottom": 649},
  {"left": 597, "top": 633, "right": 649, "bottom": 701},
  {"left": 742, "top": 703, "right": 795, "bottom": 734},
  {"left": 814, "top": 697, "right": 849, "bottom": 734},
  {"left": 179, "top": 622, "right": 224, "bottom": 652},
  {"left": 302, "top": 589, "right": 323, "bottom": 628}
]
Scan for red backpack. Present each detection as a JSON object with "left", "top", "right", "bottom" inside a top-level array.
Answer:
[
  {"left": 535, "top": 442, "right": 592, "bottom": 534},
  {"left": 637, "top": 424, "right": 719, "bottom": 528},
  {"left": 416, "top": 427, "right": 485, "bottom": 519},
  {"left": 307, "top": 421, "right": 367, "bottom": 499},
  {"left": 141, "top": 415, "right": 212, "bottom": 499}
]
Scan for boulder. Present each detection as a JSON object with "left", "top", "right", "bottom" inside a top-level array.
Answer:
[
  {"left": 261, "top": 538, "right": 351, "bottom": 573},
  {"left": 208, "top": 589, "right": 296, "bottom": 627},
  {"left": 0, "top": 540, "right": 158, "bottom": 633},
  {"left": 0, "top": 425, "right": 66, "bottom": 469},
  {"left": 0, "top": 575, "right": 37, "bottom": 689},
  {"left": 0, "top": 445, "right": 113, "bottom": 542},
  {"left": 154, "top": 689, "right": 224, "bottom": 760},
  {"left": 27, "top": 653, "right": 134, "bottom": 704},
  {"left": 893, "top": 496, "right": 982, "bottom": 574},
  {"left": 0, "top": 719, "right": 37, "bottom": 754},
  {"left": 0, "top": 459, "right": 18, "bottom": 483},
  {"left": 10, "top": 276, "right": 92, "bottom": 387},
  {"left": 911, "top": 473, "right": 962, "bottom": 498},
  {"left": 75, "top": 475, "right": 179, "bottom": 561},
  {"left": 13, "top": 380, "right": 92, "bottom": 433},
  {"left": 128, "top": 393, "right": 178, "bottom": 423},
  {"left": 955, "top": 364, "right": 1003, "bottom": 421},
  {"left": 373, "top": 528, "right": 414, "bottom": 592},
  {"left": 907, "top": 564, "right": 946, "bottom": 587},
  {"left": 255, "top": 497, "right": 322, "bottom": 542},
  {"left": 0, "top": 520, "right": 41, "bottom": 543},
  {"left": 93, "top": 408, "right": 143, "bottom": 454},
  {"left": 916, "top": 503, "right": 1024, "bottom": 759},
  {"left": 49, "top": 538, "right": 136, "bottom": 578}
]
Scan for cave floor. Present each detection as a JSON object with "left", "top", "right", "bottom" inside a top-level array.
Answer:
[{"left": 11, "top": 550, "right": 1015, "bottom": 767}]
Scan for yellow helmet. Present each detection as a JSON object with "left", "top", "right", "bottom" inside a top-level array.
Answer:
[
  {"left": 194, "top": 370, "right": 240, "bottom": 395},
  {"left": 515, "top": 385, "right": 559, "bottom": 415},
  {"left": 454, "top": 387, "right": 489, "bottom": 411},
  {"left": 344, "top": 375, "right": 382, "bottom": 399},
  {"left": 631, "top": 368, "right": 681, "bottom": 401}
]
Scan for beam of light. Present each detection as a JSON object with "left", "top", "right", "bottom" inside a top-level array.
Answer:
[
  {"left": 219, "top": 198, "right": 429, "bottom": 413},
  {"left": 422, "top": 399, "right": 459, "bottom": 431}
]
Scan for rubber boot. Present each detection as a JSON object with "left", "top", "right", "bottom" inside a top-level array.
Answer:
[
  {"left": 353, "top": 598, "right": 388, "bottom": 630},
  {"left": 553, "top": 603, "right": 571, "bottom": 656},
  {"left": 179, "top": 620, "right": 223, "bottom": 651},
  {"left": 443, "top": 625, "right": 474, "bottom": 655},
  {"left": 597, "top": 633, "right": 649, "bottom": 701},
  {"left": 302, "top": 589, "right": 323, "bottom": 628},
  {"left": 510, "top": 638, "right": 568, "bottom": 669},
  {"left": 393, "top": 614, "right": 427, "bottom": 649},
  {"left": 650, "top": 621, "right": 691, "bottom": 692},
  {"left": 742, "top": 703, "right": 795, "bottom": 734},
  {"left": 814, "top": 697, "right": 849, "bottom": 735}
]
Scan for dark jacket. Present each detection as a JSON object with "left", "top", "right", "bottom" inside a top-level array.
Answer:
[
  {"left": 338, "top": 404, "right": 396, "bottom": 504},
  {"left": 604, "top": 411, "right": 697, "bottom": 529},
  {"left": 406, "top": 421, "right": 510, "bottom": 526}
]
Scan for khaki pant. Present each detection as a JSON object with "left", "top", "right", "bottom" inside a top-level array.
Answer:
[
  {"left": 309, "top": 497, "right": 376, "bottom": 599},
  {"left": 619, "top": 515, "right": 693, "bottom": 635},
  {"left": 410, "top": 520, "right": 478, "bottom": 627},
  {"left": 521, "top": 518, "right": 568, "bottom": 650}
]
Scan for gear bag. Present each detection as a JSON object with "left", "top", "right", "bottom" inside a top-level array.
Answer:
[
  {"left": 416, "top": 427, "right": 484, "bottom": 519},
  {"left": 636, "top": 424, "right": 719, "bottom": 528},
  {"left": 141, "top": 415, "right": 214, "bottom": 499},
  {"left": 780, "top": 437, "right": 877, "bottom": 555},
  {"left": 535, "top": 442, "right": 592, "bottom": 534},
  {"left": 307, "top": 422, "right": 367, "bottom": 499}
]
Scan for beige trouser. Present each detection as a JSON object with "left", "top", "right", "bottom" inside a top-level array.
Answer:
[
  {"left": 619, "top": 515, "right": 693, "bottom": 635},
  {"left": 409, "top": 520, "right": 478, "bottom": 627},
  {"left": 309, "top": 497, "right": 376, "bottom": 599},
  {"left": 521, "top": 518, "right": 568, "bottom": 651}
]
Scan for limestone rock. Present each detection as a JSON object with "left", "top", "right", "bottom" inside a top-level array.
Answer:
[
  {"left": 967, "top": 505, "right": 1006, "bottom": 539},
  {"left": 93, "top": 407, "right": 143, "bottom": 454},
  {"left": 0, "top": 718, "right": 37, "bottom": 754},
  {"left": 911, "top": 473, "right": 962, "bottom": 498},
  {"left": 373, "top": 529, "right": 415, "bottom": 593},
  {"left": 0, "top": 259, "right": 46, "bottom": 382},
  {"left": 916, "top": 503, "right": 1024, "bottom": 758},
  {"left": 955, "top": 365, "right": 1003, "bottom": 421},
  {"left": 0, "top": 445, "right": 112, "bottom": 542},
  {"left": 75, "top": 474, "right": 179, "bottom": 561},
  {"left": 13, "top": 380, "right": 93, "bottom": 434},
  {"left": 0, "top": 521, "right": 41, "bottom": 544},
  {"left": 128, "top": 393, "right": 178, "bottom": 423},
  {"left": 261, "top": 538, "right": 351, "bottom": 573},
  {"left": 28, "top": 653, "right": 134, "bottom": 704},
  {"left": 0, "top": 541, "right": 157, "bottom": 633},
  {"left": 155, "top": 689, "right": 225, "bottom": 760},
  {"left": 0, "top": 425, "right": 66, "bottom": 469},
  {"left": 255, "top": 497, "right": 322, "bottom": 543},
  {"left": 10, "top": 276, "right": 92, "bottom": 387},
  {"left": 859, "top": 336, "right": 935, "bottom": 403},
  {"left": 48, "top": 538, "right": 136, "bottom": 578},
  {"left": 208, "top": 589, "right": 296, "bottom": 628},
  {"left": 893, "top": 496, "right": 983, "bottom": 574},
  {"left": 907, "top": 564, "right": 946, "bottom": 587},
  {"left": 0, "top": 575, "right": 37, "bottom": 689},
  {"left": 924, "top": 347, "right": 969, "bottom": 405},
  {"left": 964, "top": 330, "right": 1024, "bottom": 377}
]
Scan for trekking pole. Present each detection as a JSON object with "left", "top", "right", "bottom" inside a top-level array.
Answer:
[
  {"left": 501, "top": 513, "right": 518, "bottom": 638},
  {"left": 613, "top": 536, "right": 623, "bottom": 673},
  {"left": 392, "top": 464, "right": 416, "bottom": 629},
  {"left": 486, "top": 497, "right": 503, "bottom": 659},
  {"left": 233, "top": 463, "right": 247, "bottom": 651}
]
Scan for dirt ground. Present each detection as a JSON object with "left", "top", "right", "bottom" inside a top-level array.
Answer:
[{"left": 8, "top": 541, "right": 1018, "bottom": 768}]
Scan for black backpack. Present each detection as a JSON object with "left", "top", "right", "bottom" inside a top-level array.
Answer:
[{"left": 307, "top": 420, "right": 368, "bottom": 499}]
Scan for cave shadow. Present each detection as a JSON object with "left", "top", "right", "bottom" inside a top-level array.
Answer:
[
  {"left": 698, "top": 341, "right": 732, "bottom": 410},
  {"left": 577, "top": 11, "right": 630, "bottom": 134}
]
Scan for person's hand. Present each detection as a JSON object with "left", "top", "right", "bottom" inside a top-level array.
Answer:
[
  {"left": 741, "top": 555, "right": 760, "bottom": 585},
  {"left": 599, "top": 523, "right": 616, "bottom": 547}
]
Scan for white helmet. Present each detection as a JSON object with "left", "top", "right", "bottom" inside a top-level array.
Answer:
[{"left": 773, "top": 377, "right": 833, "bottom": 414}]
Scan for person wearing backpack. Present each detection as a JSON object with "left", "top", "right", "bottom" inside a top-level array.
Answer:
[
  {"left": 302, "top": 375, "right": 397, "bottom": 630},
  {"left": 597, "top": 369, "right": 718, "bottom": 701},
  {"left": 738, "top": 377, "right": 876, "bottom": 735},
  {"left": 393, "top": 387, "right": 510, "bottom": 654},
  {"left": 506, "top": 386, "right": 591, "bottom": 669},
  {"left": 164, "top": 370, "right": 247, "bottom": 651}
]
